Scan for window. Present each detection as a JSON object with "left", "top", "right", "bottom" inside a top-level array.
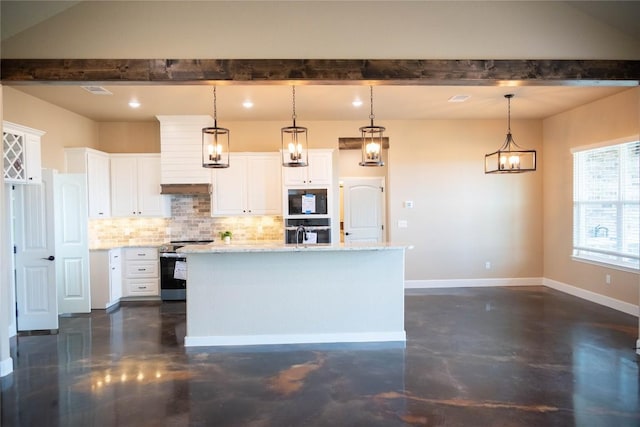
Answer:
[{"left": 573, "top": 138, "right": 639, "bottom": 270}]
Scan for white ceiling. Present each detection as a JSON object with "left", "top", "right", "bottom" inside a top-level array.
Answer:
[
  {"left": 8, "top": 84, "right": 632, "bottom": 123},
  {"left": 2, "top": 1, "right": 637, "bottom": 122}
]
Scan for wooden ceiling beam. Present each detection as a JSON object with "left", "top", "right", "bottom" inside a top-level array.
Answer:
[{"left": 2, "top": 59, "right": 639, "bottom": 86}]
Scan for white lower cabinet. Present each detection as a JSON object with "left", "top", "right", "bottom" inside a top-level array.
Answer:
[
  {"left": 121, "top": 247, "right": 159, "bottom": 297},
  {"left": 90, "top": 248, "right": 122, "bottom": 309}
]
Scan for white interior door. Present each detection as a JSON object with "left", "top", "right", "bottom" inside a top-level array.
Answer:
[
  {"left": 55, "top": 173, "right": 90, "bottom": 314},
  {"left": 14, "top": 170, "right": 58, "bottom": 331},
  {"left": 343, "top": 177, "right": 385, "bottom": 243},
  {"left": 5, "top": 184, "right": 18, "bottom": 337}
]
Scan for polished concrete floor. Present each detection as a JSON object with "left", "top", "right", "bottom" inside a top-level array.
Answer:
[{"left": 2, "top": 286, "right": 639, "bottom": 426}]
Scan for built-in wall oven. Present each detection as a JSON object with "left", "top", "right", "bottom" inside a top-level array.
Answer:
[
  {"left": 285, "top": 218, "right": 331, "bottom": 244},
  {"left": 159, "top": 240, "right": 213, "bottom": 301}
]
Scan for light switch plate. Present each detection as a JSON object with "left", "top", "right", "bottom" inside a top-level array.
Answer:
[{"left": 398, "top": 220, "right": 408, "bottom": 228}]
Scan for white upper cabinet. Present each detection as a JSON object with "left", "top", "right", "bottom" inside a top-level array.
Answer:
[
  {"left": 86, "top": 151, "right": 111, "bottom": 218},
  {"left": 282, "top": 149, "right": 333, "bottom": 186},
  {"left": 3, "top": 121, "right": 44, "bottom": 184},
  {"left": 212, "top": 153, "right": 282, "bottom": 216},
  {"left": 156, "top": 115, "right": 214, "bottom": 185},
  {"left": 110, "top": 154, "right": 170, "bottom": 217},
  {"left": 64, "top": 147, "right": 111, "bottom": 218}
]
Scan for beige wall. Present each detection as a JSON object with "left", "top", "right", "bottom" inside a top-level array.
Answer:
[
  {"left": 543, "top": 87, "right": 640, "bottom": 305},
  {"left": 98, "top": 122, "right": 160, "bottom": 153},
  {"left": 3, "top": 87, "right": 99, "bottom": 172},
  {"left": 388, "top": 119, "right": 543, "bottom": 280},
  {"left": 2, "top": 1, "right": 638, "bottom": 60}
]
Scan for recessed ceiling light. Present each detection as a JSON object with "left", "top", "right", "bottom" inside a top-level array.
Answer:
[
  {"left": 242, "top": 100, "right": 254, "bottom": 109},
  {"left": 448, "top": 95, "right": 471, "bottom": 103},
  {"left": 128, "top": 100, "right": 141, "bottom": 108},
  {"left": 352, "top": 99, "right": 363, "bottom": 107}
]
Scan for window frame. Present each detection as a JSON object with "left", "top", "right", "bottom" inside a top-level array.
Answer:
[{"left": 571, "top": 135, "right": 640, "bottom": 272}]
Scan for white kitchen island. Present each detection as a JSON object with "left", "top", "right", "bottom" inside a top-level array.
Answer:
[{"left": 178, "top": 242, "right": 408, "bottom": 347}]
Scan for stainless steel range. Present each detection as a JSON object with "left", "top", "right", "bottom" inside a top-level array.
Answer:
[{"left": 159, "top": 240, "right": 213, "bottom": 301}]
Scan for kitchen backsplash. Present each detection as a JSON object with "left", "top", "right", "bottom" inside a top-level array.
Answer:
[{"left": 89, "top": 194, "right": 284, "bottom": 248}]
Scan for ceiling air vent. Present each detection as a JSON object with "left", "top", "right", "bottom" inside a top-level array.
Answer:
[
  {"left": 82, "top": 86, "right": 112, "bottom": 95},
  {"left": 448, "top": 95, "right": 471, "bottom": 103}
]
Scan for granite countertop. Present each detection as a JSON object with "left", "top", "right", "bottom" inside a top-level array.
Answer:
[
  {"left": 90, "top": 243, "right": 163, "bottom": 251},
  {"left": 177, "top": 241, "right": 412, "bottom": 254}
]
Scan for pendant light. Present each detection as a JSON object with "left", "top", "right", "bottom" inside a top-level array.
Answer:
[
  {"left": 484, "top": 94, "right": 536, "bottom": 173},
  {"left": 281, "top": 86, "right": 308, "bottom": 167},
  {"left": 359, "top": 86, "right": 385, "bottom": 167},
  {"left": 202, "top": 86, "right": 230, "bottom": 169}
]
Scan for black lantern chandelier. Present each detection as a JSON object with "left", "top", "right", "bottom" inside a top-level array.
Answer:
[
  {"left": 281, "top": 86, "right": 308, "bottom": 167},
  {"left": 359, "top": 86, "right": 385, "bottom": 167},
  {"left": 202, "top": 86, "right": 230, "bottom": 169},
  {"left": 484, "top": 94, "right": 536, "bottom": 174}
]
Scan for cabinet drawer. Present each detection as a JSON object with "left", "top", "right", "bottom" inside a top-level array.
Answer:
[
  {"left": 124, "top": 247, "right": 158, "bottom": 261},
  {"left": 126, "top": 279, "right": 158, "bottom": 295},
  {"left": 124, "top": 261, "right": 158, "bottom": 278},
  {"left": 109, "top": 249, "right": 121, "bottom": 267}
]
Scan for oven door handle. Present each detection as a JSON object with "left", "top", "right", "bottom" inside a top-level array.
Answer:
[
  {"left": 160, "top": 253, "right": 187, "bottom": 259},
  {"left": 285, "top": 226, "right": 331, "bottom": 231}
]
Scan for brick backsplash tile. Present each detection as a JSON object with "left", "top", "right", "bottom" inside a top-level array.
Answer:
[{"left": 89, "top": 194, "right": 284, "bottom": 248}]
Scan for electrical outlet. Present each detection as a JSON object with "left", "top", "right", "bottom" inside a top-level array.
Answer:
[
  {"left": 605, "top": 274, "right": 611, "bottom": 285},
  {"left": 404, "top": 200, "right": 414, "bottom": 208},
  {"left": 485, "top": 261, "right": 491, "bottom": 270}
]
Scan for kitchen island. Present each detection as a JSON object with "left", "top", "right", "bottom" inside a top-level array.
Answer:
[{"left": 178, "top": 242, "right": 408, "bottom": 347}]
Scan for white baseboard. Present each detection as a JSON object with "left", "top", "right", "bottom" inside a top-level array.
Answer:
[
  {"left": 405, "top": 277, "right": 543, "bottom": 289},
  {"left": 185, "top": 331, "right": 407, "bottom": 347},
  {"left": 543, "top": 278, "right": 639, "bottom": 317},
  {"left": 1, "top": 357, "right": 13, "bottom": 377},
  {"left": 405, "top": 277, "right": 639, "bottom": 318}
]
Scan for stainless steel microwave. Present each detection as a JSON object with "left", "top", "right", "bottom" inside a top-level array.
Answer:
[{"left": 287, "top": 188, "right": 328, "bottom": 216}]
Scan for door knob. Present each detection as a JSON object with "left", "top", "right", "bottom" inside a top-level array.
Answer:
[
  {"left": 42, "top": 256, "right": 55, "bottom": 261},
  {"left": 345, "top": 232, "right": 351, "bottom": 235}
]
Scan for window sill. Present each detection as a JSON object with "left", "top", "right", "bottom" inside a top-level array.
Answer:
[{"left": 571, "top": 256, "right": 639, "bottom": 274}]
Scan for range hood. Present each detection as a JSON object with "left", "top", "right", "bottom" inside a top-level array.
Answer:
[{"left": 160, "top": 184, "right": 211, "bottom": 195}]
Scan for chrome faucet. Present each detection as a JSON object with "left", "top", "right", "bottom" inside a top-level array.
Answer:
[{"left": 295, "top": 225, "right": 307, "bottom": 248}]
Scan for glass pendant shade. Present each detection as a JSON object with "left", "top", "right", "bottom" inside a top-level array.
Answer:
[
  {"left": 202, "top": 125, "right": 230, "bottom": 168},
  {"left": 281, "top": 86, "right": 308, "bottom": 167},
  {"left": 485, "top": 94, "right": 536, "bottom": 174},
  {"left": 359, "top": 86, "right": 385, "bottom": 167},
  {"left": 202, "top": 87, "right": 230, "bottom": 169},
  {"left": 359, "top": 122, "right": 385, "bottom": 166}
]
